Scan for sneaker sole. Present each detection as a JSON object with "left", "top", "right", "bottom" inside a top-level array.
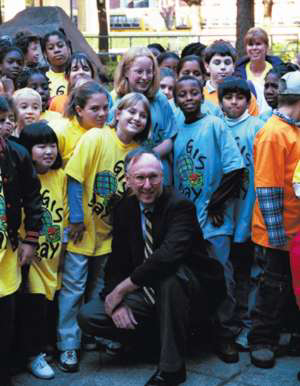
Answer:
[{"left": 57, "top": 361, "right": 79, "bottom": 373}]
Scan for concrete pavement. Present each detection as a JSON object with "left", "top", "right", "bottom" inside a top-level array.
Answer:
[{"left": 14, "top": 347, "right": 300, "bottom": 385}]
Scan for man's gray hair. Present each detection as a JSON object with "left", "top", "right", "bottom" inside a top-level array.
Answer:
[{"left": 125, "top": 146, "right": 163, "bottom": 174}]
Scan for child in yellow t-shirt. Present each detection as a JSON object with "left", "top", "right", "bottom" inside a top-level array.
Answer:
[
  {"left": 54, "top": 80, "right": 111, "bottom": 167},
  {"left": 41, "top": 30, "right": 71, "bottom": 97},
  {"left": 49, "top": 52, "right": 95, "bottom": 114},
  {"left": 12, "top": 87, "right": 42, "bottom": 137},
  {"left": 57, "top": 92, "right": 151, "bottom": 372},
  {"left": 17, "top": 121, "right": 68, "bottom": 380}
]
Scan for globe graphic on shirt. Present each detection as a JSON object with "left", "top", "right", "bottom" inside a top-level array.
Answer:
[
  {"left": 41, "top": 208, "right": 60, "bottom": 243},
  {"left": 177, "top": 155, "right": 194, "bottom": 181},
  {"left": 94, "top": 171, "right": 118, "bottom": 198}
]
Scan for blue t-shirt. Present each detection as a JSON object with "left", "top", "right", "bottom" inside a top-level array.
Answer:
[
  {"left": 223, "top": 115, "right": 264, "bottom": 242},
  {"left": 173, "top": 114, "right": 244, "bottom": 239},
  {"left": 259, "top": 108, "right": 273, "bottom": 123},
  {"left": 109, "top": 90, "right": 177, "bottom": 185}
]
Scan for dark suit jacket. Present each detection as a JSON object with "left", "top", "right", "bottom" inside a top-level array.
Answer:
[{"left": 102, "top": 187, "right": 226, "bottom": 313}]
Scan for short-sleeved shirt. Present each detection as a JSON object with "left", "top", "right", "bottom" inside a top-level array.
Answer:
[
  {"left": 47, "top": 70, "right": 68, "bottom": 97},
  {"left": 173, "top": 114, "right": 244, "bottom": 239},
  {"left": 203, "top": 81, "right": 259, "bottom": 116},
  {"left": 224, "top": 115, "right": 263, "bottom": 242},
  {"left": 53, "top": 116, "right": 109, "bottom": 168},
  {"left": 26, "top": 169, "right": 67, "bottom": 300},
  {"left": 252, "top": 114, "right": 300, "bottom": 250},
  {"left": 65, "top": 127, "right": 138, "bottom": 256}
]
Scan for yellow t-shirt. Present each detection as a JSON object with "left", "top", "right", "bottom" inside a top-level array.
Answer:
[
  {"left": 47, "top": 70, "right": 68, "bottom": 97},
  {"left": 252, "top": 115, "right": 300, "bottom": 250},
  {"left": 52, "top": 116, "right": 102, "bottom": 168},
  {"left": 65, "top": 127, "right": 138, "bottom": 256},
  {"left": 40, "top": 110, "right": 62, "bottom": 122},
  {"left": 246, "top": 61, "right": 273, "bottom": 87},
  {"left": 0, "top": 173, "right": 21, "bottom": 297},
  {"left": 26, "top": 169, "right": 68, "bottom": 300}
]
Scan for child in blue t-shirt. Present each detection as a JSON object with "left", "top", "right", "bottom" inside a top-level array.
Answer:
[
  {"left": 218, "top": 76, "right": 264, "bottom": 350},
  {"left": 173, "top": 75, "right": 244, "bottom": 361}
]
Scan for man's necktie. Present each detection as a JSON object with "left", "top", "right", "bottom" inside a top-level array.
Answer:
[{"left": 143, "top": 208, "right": 155, "bottom": 305}]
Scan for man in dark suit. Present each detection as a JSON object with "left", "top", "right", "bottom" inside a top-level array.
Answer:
[{"left": 78, "top": 148, "right": 225, "bottom": 386}]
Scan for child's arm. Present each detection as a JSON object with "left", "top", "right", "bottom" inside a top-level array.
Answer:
[
  {"left": 207, "top": 168, "right": 244, "bottom": 227},
  {"left": 68, "top": 176, "right": 85, "bottom": 244},
  {"left": 153, "top": 139, "right": 173, "bottom": 158}
]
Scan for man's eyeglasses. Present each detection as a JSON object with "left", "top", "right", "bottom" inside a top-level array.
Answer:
[{"left": 130, "top": 173, "right": 162, "bottom": 186}]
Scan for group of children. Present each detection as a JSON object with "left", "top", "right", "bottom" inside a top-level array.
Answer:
[{"left": 0, "top": 27, "right": 300, "bottom": 386}]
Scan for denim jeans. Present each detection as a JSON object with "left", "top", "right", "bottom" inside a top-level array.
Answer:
[
  {"left": 57, "top": 252, "right": 107, "bottom": 351},
  {"left": 206, "top": 235, "right": 239, "bottom": 338}
]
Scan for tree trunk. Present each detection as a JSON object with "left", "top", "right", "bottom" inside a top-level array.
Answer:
[
  {"left": 236, "top": 0, "right": 255, "bottom": 58},
  {"left": 96, "top": 0, "right": 109, "bottom": 53}
]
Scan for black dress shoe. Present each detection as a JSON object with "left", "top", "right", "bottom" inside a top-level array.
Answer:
[
  {"left": 215, "top": 338, "right": 239, "bottom": 363},
  {"left": 145, "top": 367, "right": 186, "bottom": 386}
]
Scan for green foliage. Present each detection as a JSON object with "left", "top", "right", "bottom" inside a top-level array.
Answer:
[{"left": 271, "top": 41, "right": 299, "bottom": 62}]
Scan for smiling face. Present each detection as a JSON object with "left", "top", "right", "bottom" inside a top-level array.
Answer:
[
  {"left": 25, "top": 41, "right": 40, "bottom": 66},
  {"left": 126, "top": 56, "right": 154, "bottom": 94},
  {"left": 68, "top": 58, "right": 93, "bottom": 85},
  {"left": 76, "top": 92, "right": 109, "bottom": 130},
  {"left": 15, "top": 95, "right": 41, "bottom": 129},
  {"left": 126, "top": 153, "right": 163, "bottom": 205},
  {"left": 27, "top": 73, "right": 50, "bottom": 112},
  {"left": 1, "top": 50, "right": 24, "bottom": 80},
  {"left": 206, "top": 54, "right": 234, "bottom": 87},
  {"left": 116, "top": 100, "right": 148, "bottom": 144},
  {"left": 178, "top": 60, "right": 203, "bottom": 81},
  {"left": 45, "top": 35, "right": 70, "bottom": 71},
  {"left": 246, "top": 37, "right": 268, "bottom": 63},
  {"left": 32, "top": 142, "right": 58, "bottom": 174},
  {"left": 220, "top": 91, "right": 249, "bottom": 119},
  {"left": 160, "top": 76, "right": 175, "bottom": 100},
  {"left": 175, "top": 79, "right": 202, "bottom": 121},
  {"left": 264, "top": 72, "right": 280, "bottom": 109}
]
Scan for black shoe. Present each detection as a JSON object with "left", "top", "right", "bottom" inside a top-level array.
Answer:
[
  {"left": 215, "top": 338, "right": 239, "bottom": 363},
  {"left": 145, "top": 367, "right": 186, "bottom": 386},
  {"left": 250, "top": 345, "right": 275, "bottom": 369}
]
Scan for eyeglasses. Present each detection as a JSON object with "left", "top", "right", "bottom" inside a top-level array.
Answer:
[{"left": 130, "top": 173, "right": 162, "bottom": 186}]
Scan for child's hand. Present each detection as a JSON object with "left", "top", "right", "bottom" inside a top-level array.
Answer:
[
  {"left": 210, "top": 212, "right": 224, "bottom": 228},
  {"left": 69, "top": 222, "right": 86, "bottom": 244},
  {"left": 18, "top": 242, "right": 37, "bottom": 265}
]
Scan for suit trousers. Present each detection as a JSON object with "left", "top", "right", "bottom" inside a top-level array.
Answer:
[{"left": 78, "top": 273, "right": 204, "bottom": 372}]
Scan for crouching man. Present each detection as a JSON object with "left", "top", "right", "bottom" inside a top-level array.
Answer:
[{"left": 78, "top": 148, "right": 225, "bottom": 386}]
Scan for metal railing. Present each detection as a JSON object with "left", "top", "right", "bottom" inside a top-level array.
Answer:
[{"left": 84, "top": 32, "right": 300, "bottom": 60}]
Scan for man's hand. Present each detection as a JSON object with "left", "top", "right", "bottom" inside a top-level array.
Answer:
[
  {"left": 111, "top": 305, "right": 138, "bottom": 330},
  {"left": 105, "top": 287, "right": 124, "bottom": 317},
  {"left": 18, "top": 242, "right": 37, "bottom": 266},
  {"left": 69, "top": 223, "right": 85, "bottom": 244},
  {"left": 105, "top": 277, "right": 139, "bottom": 316}
]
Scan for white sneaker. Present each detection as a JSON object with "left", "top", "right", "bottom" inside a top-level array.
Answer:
[
  {"left": 28, "top": 353, "right": 55, "bottom": 379},
  {"left": 58, "top": 350, "right": 79, "bottom": 372}
]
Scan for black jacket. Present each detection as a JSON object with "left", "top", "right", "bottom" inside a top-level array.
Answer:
[
  {"left": 1, "top": 139, "right": 42, "bottom": 250},
  {"left": 103, "top": 187, "right": 226, "bottom": 313}
]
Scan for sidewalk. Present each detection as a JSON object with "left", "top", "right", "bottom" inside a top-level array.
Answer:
[{"left": 14, "top": 348, "right": 299, "bottom": 385}]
